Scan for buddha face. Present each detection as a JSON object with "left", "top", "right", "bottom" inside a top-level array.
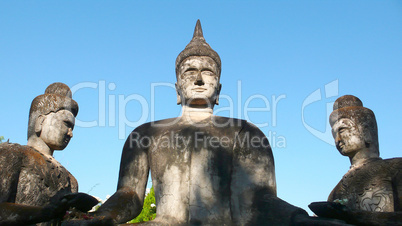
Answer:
[
  {"left": 176, "top": 56, "right": 221, "bottom": 107},
  {"left": 38, "top": 109, "right": 75, "bottom": 151},
  {"left": 331, "top": 118, "right": 366, "bottom": 156}
]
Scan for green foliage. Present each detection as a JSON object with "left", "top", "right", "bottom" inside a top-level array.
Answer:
[
  {"left": 0, "top": 136, "right": 4, "bottom": 143},
  {"left": 128, "top": 187, "right": 156, "bottom": 223}
]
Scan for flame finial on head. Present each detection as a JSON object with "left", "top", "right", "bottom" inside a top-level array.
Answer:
[
  {"left": 192, "top": 20, "right": 205, "bottom": 42},
  {"left": 175, "top": 20, "right": 221, "bottom": 77}
]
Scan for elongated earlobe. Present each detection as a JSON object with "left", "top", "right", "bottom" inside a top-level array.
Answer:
[
  {"left": 363, "top": 129, "right": 372, "bottom": 147},
  {"left": 215, "top": 84, "right": 222, "bottom": 105},
  {"left": 35, "top": 115, "right": 45, "bottom": 135},
  {"left": 175, "top": 83, "right": 182, "bottom": 105}
]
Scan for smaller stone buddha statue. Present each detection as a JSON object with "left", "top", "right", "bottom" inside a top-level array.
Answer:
[
  {"left": 310, "top": 95, "right": 402, "bottom": 225},
  {"left": 0, "top": 82, "right": 97, "bottom": 225}
]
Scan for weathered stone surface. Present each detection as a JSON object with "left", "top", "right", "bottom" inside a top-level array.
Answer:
[
  {"left": 310, "top": 95, "right": 402, "bottom": 225},
  {"left": 329, "top": 158, "right": 402, "bottom": 212},
  {"left": 75, "top": 20, "right": 345, "bottom": 226},
  {"left": 309, "top": 202, "right": 402, "bottom": 226},
  {"left": 0, "top": 83, "right": 97, "bottom": 225},
  {"left": 175, "top": 19, "right": 221, "bottom": 79},
  {"left": 0, "top": 143, "right": 78, "bottom": 206}
]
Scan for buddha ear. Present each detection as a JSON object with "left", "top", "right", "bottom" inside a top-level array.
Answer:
[
  {"left": 215, "top": 83, "right": 222, "bottom": 105},
  {"left": 362, "top": 128, "right": 373, "bottom": 147},
  {"left": 35, "top": 115, "right": 46, "bottom": 135},
  {"left": 175, "top": 83, "right": 182, "bottom": 105}
]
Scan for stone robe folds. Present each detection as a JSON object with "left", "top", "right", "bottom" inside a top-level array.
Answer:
[
  {"left": 118, "top": 116, "right": 306, "bottom": 225},
  {"left": 0, "top": 143, "right": 78, "bottom": 207},
  {"left": 328, "top": 158, "right": 402, "bottom": 212}
]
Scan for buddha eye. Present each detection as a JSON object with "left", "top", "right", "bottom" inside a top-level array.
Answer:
[
  {"left": 64, "top": 121, "right": 73, "bottom": 128},
  {"left": 183, "top": 68, "right": 198, "bottom": 76},
  {"left": 185, "top": 70, "right": 195, "bottom": 75},
  {"left": 201, "top": 70, "right": 214, "bottom": 76}
]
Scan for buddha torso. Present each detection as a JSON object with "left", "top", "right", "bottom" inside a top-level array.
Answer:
[
  {"left": 0, "top": 143, "right": 78, "bottom": 206},
  {"left": 126, "top": 116, "right": 276, "bottom": 225},
  {"left": 328, "top": 158, "right": 402, "bottom": 212}
]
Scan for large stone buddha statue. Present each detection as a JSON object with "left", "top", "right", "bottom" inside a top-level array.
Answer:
[{"left": 81, "top": 20, "right": 344, "bottom": 225}]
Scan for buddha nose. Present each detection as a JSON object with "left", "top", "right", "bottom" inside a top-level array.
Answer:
[
  {"left": 194, "top": 72, "right": 205, "bottom": 86},
  {"left": 67, "top": 128, "right": 73, "bottom": 138},
  {"left": 335, "top": 133, "right": 341, "bottom": 144}
]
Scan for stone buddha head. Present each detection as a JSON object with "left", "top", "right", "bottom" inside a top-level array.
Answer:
[
  {"left": 175, "top": 20, "right": 222, "bottom": 109},
  {"left": 27, "top": 82, "right": 78, "bottom": 155},
  {"left": 329, "top": 95, "right": 379, "bottom": 158}
]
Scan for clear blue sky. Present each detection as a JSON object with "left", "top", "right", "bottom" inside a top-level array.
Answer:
[{"left": 1, "top": 1, "right": 401, "bottom": 215}]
